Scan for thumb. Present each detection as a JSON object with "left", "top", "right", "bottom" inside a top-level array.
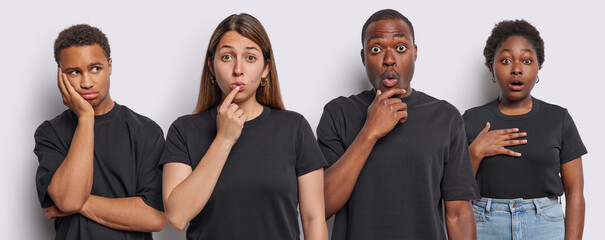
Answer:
[{"left": 480, "top": 122, "right": 491, "bottom": 133}]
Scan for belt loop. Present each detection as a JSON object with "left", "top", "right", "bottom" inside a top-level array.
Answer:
[
  {"left": 533, "top": 199, "right": 542, "bottom": 217},
  {"left": 485, "top": 198, "right": 492, "bottom": 217}
]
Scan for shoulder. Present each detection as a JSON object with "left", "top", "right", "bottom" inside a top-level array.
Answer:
[
  {"left": 35, "top": 109, "right": 75, "bottom": 138},
  {"left": 119, "top": 105, "right": 163, "bottom": 134},
  {"left": 534, "top": 98, "right": 568, "bottom": 114},
  {"left": 172, "top": 110, "right": 215, "bottom": 126},
  {"left": 323, "top": 90, "right": 373, "bottom": 113},
  {"left": 462, "top": 100, "right": 494, "bottom": 118},
  {"left": 416, "top": 91, "right": 461, "bottom": 116},
  {"left": 268, "top": 108, "right": 306, "bottom": 125}
]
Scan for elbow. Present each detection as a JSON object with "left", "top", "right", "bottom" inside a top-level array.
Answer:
[
  {"left": 168, "top": 219, "right": 187, "bottom": 231},
  {"left": 148, "top": 214, "right": 167, "bottom": 232},
  {"left": 54, "top": 198, "right": 85, "bottom": 214},
  {"left": 166, "top": 213, "right": 188, "bottom": 231}
]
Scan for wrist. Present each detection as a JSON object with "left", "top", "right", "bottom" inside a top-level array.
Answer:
[
  {"left": 214, "top": 135, "right": 237, "bottom": 149},
  {"left": 358, "top": 128, "right": 379, "bottom": 143},
  {"left": 469, "top": 144, "right": 484, "bottom": 161}
]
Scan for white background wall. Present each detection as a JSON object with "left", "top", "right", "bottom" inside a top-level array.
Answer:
[{"left": 1, "top": 0, "right": 603, "bottom": 239}]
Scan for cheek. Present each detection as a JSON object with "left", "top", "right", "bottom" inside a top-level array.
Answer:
[{"left": 66, "top": 76, "right": 80, "bottom": 88}]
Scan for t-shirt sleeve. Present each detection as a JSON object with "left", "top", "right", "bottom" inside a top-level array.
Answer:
[
  {"left": 316, "top": 105, "right": 345, "bottom": 167},
  {"left": 560, "top": 110, "right": 587, "bottom": 164},
  {"left": 136, "top": 123, "right": 165, "bottom": 211},
  {"left": 295, "top": 116, "right": 328, "bottom": 176},
  {"left": 441, "top": 114, "right": 480, "bottom": 201},
  {"left": 159, "top": 118, "right": 191, "bottom": 167},
  {"left": 461, "top": 110, "right": 476, "bottom": 146},
  {"left": 33, "top": 121, "right": 66, "bottom": 208}
]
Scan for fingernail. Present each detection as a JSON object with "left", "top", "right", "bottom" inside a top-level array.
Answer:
[{"left": 235, "top": 86, "right": 240, "bottom": 91}]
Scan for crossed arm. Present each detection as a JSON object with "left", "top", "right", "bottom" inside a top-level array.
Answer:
[{"left": 44, "top": 69, "right": 165, "bottom": 232}]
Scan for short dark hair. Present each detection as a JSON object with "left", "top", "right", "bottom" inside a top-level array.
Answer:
[
  {"left": 361, "top": 9, "right": 415, "bottom": 46},
  {"left": 53, "top": 24, "right": 111, "bottom": 66},
  {"left": 483, "top": 19, "right": 544, "bottom": 69}
]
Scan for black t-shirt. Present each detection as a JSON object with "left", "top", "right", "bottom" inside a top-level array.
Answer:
[
  {"left": 462, "top": 98, "right": 587, "bottom": 199},
  {"left": 317, "top": 89, "right": 479, "bottom": 240},
  {"left": 159, "top": 105, "right": 327, "bottom": 240},
  {"left": 34, "top": 103, "right": 165, "bottom": 240}
]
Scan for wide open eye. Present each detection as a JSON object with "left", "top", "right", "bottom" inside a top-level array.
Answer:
[
  {"left": 523, "top": 59, "right": 532, "bottom": 64},
  {"left": 246, "top": 55, "right": 256, "bottom": 62},
  {"left": 396, "top": 44, "right": 407, "bottom": 52},
  {"left": 501, "top": 59, "right": 511, "bottom": 64},
  {"left": 370, "top": 46, "right": 382, "bottom": 53},
  {"left": 221, "top": 55, "right": 233, "bottom": 61}
]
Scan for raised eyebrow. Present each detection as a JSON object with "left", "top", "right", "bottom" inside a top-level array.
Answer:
[
  {"left": 500, "top": 49, "right": 535, "bottom": 53},
  {"left": 217, "top": 45, "right": 234, "bottom": 51},
  {"left": 89, "top": 62, "right": 104, "bottom": 67},
  {"left": 393, "top": 33, "right": 408, "bottom": 39},
  {"left": 244, "top": 46, "right": 261, "bottom": 53},
  {"left": 62, "top": 67, "right": 80, "bottom": 72},
  {"left": 368, "top": 35, "right": 384, "bottom": 41}
]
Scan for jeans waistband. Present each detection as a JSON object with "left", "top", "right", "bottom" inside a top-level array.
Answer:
[{"left": 473, "top": 197, "right": 560, "bottom": 214}]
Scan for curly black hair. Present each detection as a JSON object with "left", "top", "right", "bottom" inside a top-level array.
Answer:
[
  {"left": 53, "top": 24, "right": 111, "bottom": 66},
  {"left": 484, "top": 19, "right": 544, "bottom": 70},
  {"left": 362, "top": 9, "right": 415, "bottom": 46}
]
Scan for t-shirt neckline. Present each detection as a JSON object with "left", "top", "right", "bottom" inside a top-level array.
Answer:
[
  {"left": 491, "top": 97, "right": 540, "bottom": 120},
  {"left": 211, "top": 105, "right": 271, "bottom": 129},
  {"left": 366, "top": 88, "right": 420, "bottom": 106}
]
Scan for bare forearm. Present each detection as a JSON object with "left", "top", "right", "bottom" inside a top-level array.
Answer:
[
  {"left": 165, "top": 137, "right": 232, "bottom": 229},
  {"left": 302, "top": 217, "right": 328, "bottom": 240},
  {"left": 80, "top": 195, "right": 165, "bottom": 232},
  {"left": 565, "top": 193, "right": 585, "bottom": 240},
  {"left": 48, "top": 116, "right": 95, "bottom": 212},
  {"left": 324, "top": 129, "right": 377, "bottom": 218},
  {"left": 468, "top": 144, "right": 483, "bottom": 176},
  {"left": 445, "top": 201, "right": 477, "bottom": 240},
  {"left": 299, "top": 169, "right": 328, "bottom": 240}
]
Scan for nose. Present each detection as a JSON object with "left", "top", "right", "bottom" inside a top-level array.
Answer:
[
  {"left": 233, "top": 59, "right": 243, "bottom": 77},
  {"left": 383, "top": 49, "right": 396, "bottom": 67},
  {"left": 511, "top": 61, "right": 522, "bottom": 75},
  {"left": 80, "top": 73, "right": 94, "bottom": 89}
]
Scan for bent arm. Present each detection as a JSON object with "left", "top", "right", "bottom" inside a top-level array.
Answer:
[
  {"left": 80, "top": 195, "right": 165, "bottom": 232},
  {"left": 47, "top": 116, "right": 95, "bottom": 213},
  {"left": 561, "top": 157, "right": 584, "bottom": 240},
  {"left": 299, "top": 169, "right": 328, "bottom": 240},
  {"left": 444, "top": 200, "right": 477, "bottom": 240},
  {"left": 324, "top": 129, "right": 377, "bottom": 218},
  {"left": 163, "top": 138, "right": 233, "bottom": 230}
]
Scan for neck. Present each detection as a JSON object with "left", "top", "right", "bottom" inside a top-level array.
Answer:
[
  {"left": 93, "top": 96, "right": 115, "bottom": 116},
  {"left": 498, "top": 95, "right": 532, "bottom": 115},
  {"left": 235, "top": 97, "right": 264, "bottom": 121}
]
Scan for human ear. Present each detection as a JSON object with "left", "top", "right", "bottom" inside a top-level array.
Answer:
[
  {"left": 413, "top": 44, "right": 418, "bottom": 61},
  {"left": 207, "top": 57, "right": 215, "bottom": 77},
  {"left": 262, "top": 60, "right": 270, "bottom": 79},
  {"left": 360, "top": 49, "right": 365, "bottom": 66},
  {"left": 108, "top": 58, "right": 112, "bottom": 76}
]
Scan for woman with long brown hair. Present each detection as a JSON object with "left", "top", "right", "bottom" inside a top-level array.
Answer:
[{"left": 160, "top": 13, "right": 328, "bottom": 239}]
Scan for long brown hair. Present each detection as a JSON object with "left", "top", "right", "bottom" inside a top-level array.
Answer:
[{"left": 193, "top": 13, "right": 284, "bottom": 114}]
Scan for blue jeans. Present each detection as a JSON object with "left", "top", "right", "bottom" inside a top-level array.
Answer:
[{"left": 473, "top": 197, "right": 565, "bottom": 240}]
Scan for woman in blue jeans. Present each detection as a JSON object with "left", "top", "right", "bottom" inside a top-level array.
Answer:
[{"left": 462, "top": 19, "right": 586, "bottom": 240}]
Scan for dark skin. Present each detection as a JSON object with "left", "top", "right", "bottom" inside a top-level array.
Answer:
[
  {"left": 324, "top": 19, "right": 476, "bottom": 240},
  {"left": 470, "top": 35, "right": 584, "bottom": 239}
]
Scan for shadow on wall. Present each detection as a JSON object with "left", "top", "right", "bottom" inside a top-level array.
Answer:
[
  {"left": 30, "top": 74, "right": 67, "bottom": 239},
  {"left": 478, "top": 71, "right": 500, "bottom": 104}
]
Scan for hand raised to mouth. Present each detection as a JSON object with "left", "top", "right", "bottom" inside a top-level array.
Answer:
[{"left": 362, "top": 88, "right": 408, "bottom": 141}]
